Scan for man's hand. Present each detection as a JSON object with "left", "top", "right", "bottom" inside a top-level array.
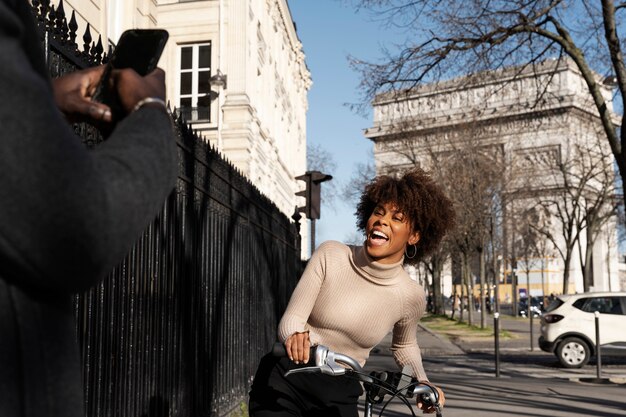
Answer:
[
  {"left": 417, "top": 385, "right": 445, "bottom": 414},
  {"left": 284, "top": 331, "right": 311, "bottom": 364},
  {"left": 112, "top": 67, "right": 166, "bottom": 115},
  {"left": 52, "top": 65, "right": 112, "bottom": 124},
  {"left": 53, "top": 65, "right": 167, "bottom": 128}
]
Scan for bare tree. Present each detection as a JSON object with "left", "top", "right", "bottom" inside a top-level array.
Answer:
[
  {"left": 488, "top": 209, "right": 505, "bottom": 313},
  {"left": 307, "top": 143, "right": 339, "bottom": 209},
  {"left": 521, "top": 141, "right": 607, "bottom": 294},
  {"left": 422, "top": 230, "right": 455, "bottom": 316},
  {"left": 343, "top": 230, "right": 366, "bottom": 246},
  {"left": 531, "top": 209, "right": 556, "bottom": 304},
  {"left": 368, "top": 111, "right": 510, "bottom": 324},
  {"left": 426, "top": 135, "right": 505, "bottom": 327},
  {"left": 513, "top": 207, "right": 545, "bottom": 306},
  {"left": 342, "top": 154, "right": 376, "bottom": 205},
  {"left": 572, "top": 141, "right": 618, "bottom": 291},
  {"left": 351, "top": 0, "right": 625, "bottom": 210}
]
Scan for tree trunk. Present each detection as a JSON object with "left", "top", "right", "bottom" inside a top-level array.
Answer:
[
  {"left": 512, "top": 267, "right": 518, "bottom": 317},
  {"left": 459, "top": 252, "right": 466, "bottom": 323},
  {"left": 459, "top": 280, "right": 464, "bottom": 323},
  {"left": 451, "top": 288, "right": 457, "bottom": 320},
  {"left": 583, "top": 236, "right": 594, "bottom": 292},
  {"left": 479, "top": 247, "right": 486, "bottom": 329},
  {"left": 526, "top": 268, "right": 531, "bottom": 318},
  {"left": 541, "top": 257, "right": 546, "bottom": 307},
  {"left": 494, "top": 246, "right": 500, "bottom": 313},
  {"left": 562, "top": 250, "right": 572, "bottom": 294},
  {"left": 465, "top": 255, "right": 473, "bottom": 326},
  {"left": 433, "top": 260, "right": 444, "bottom": 315},
  {"left": 607, "top": 230, "right": 613, "bottom": 292}
]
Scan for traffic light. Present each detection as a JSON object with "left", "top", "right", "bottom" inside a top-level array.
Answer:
[
  {"left": 295, "top": 171, "right": 333, "bottom": 219},
  {"left": 295, "top": 174, "right": 312, "bottom": 217}
]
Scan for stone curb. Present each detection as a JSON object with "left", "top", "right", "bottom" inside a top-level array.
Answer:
[{"left": 418, "top": 323, "right": 465, "bottom": 355}]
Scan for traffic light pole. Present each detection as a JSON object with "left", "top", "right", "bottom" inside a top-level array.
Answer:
[{"left": 310, "top": 219, "right": 316, "bottom": 253}]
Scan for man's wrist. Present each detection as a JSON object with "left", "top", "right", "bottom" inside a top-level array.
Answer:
[{"left": 132, "top": 97, "right": 167, "bottom": 113}]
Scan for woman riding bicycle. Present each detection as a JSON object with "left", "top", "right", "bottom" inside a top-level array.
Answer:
[{"left": 249, "top": 168, "right": 455, "bottom": 416}]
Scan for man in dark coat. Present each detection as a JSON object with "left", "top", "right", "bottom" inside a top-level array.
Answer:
[{"left": 0, "top": 1, "right": 178, "bottom": 416}]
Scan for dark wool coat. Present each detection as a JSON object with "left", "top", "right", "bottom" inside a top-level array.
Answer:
[{"left": 0, "top": 1, "right": 178, "bottom": 416}]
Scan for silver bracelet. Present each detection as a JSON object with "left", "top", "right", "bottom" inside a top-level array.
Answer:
[{"left": 132, "top": 97, "right": 167, "bottom": 113}]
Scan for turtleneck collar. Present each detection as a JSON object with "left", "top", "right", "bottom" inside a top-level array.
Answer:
[{"left": 349, "top": 243, "right": 405, "bottom": 286}]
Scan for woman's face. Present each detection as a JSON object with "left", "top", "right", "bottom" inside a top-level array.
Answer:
[{"left": 365, "top": 202, "right": 420, "bottom": 264}]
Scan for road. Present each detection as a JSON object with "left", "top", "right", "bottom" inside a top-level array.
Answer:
[{"left": 362, "top": 315, "right": 626, "bottom": 417}]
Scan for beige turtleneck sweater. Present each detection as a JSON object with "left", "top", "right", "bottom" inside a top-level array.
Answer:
[{"left": 278, "top": 240, "right": 428, "bottom": 381}]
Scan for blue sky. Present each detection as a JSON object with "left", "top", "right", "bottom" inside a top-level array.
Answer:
[{"left": 288, "top": 0, "right": 405, "bottom": 251}]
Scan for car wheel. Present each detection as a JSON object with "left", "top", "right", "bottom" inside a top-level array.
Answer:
[{"left": 556, "top": 337, "right": 590, "bottom": 368}]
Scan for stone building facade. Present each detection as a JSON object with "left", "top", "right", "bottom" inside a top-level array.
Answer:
[
  {"left": 365, "top": 58, "right": 622, "bottom": 296},
  {"left": 57, "top": 0, "right": 311, "bottom": 230}
]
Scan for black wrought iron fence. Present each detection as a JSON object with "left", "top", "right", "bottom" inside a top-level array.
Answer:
[{"left": 33, "top": 1, "right": 302, "bottom": 415}]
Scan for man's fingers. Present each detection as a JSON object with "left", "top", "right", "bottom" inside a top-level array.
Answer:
[
  {"left": 110, "top": 68, "right": 166, "bottom": 114},
  {"left": 146, "top": 67, "right": 166, "bottom": 84},
  {"left": 88, "top": 104, "right": 112, "bottom": 122}
]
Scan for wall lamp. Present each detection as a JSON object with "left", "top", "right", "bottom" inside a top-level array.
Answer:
[{"left": 210, "top": 69, "right": 227, "bottom": 89}]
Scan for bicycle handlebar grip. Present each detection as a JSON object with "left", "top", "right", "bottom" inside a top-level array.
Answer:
[
  {"left": 272, "top": 342, "right": 319, "bottom": 360},
  {"left": 272, "top": 342, "right": 287, "bottom": 357}
]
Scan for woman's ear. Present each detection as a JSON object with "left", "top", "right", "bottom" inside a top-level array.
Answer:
[{"left": 409, "top": 231, "right": 421, "bottom": 246}]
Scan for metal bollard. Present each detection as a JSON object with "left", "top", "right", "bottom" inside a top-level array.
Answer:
[
  {"left": 530, "top": 310, "right": 534, "bottom": 351},
  {"left": 494, "top": 312, "right": 500, "bottom": 378},
  {"left": 595, "top": 311, "right": 602, "bottom": 379}
]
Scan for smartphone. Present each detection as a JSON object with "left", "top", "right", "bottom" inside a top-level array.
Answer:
[{"left": 93, "top": 29, "right": 169, "bottom": 114}]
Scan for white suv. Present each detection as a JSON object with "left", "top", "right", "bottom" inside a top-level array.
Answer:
[{"left": 539, "top": 292, "right": 626, "bottom": 368}]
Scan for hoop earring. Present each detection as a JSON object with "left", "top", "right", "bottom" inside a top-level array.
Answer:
[{"left": 405, "top": 244, "right": 417, "bottom": 259}]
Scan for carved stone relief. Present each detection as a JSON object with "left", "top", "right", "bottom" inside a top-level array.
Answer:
[{"left": 513, "top": 145, "right": 561, "bottom": 172}]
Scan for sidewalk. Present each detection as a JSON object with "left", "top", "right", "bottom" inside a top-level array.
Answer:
[
  {"left": 363, "top": 316, "right": 626, "bottom": 416},
  {"left": 444, "top": 311, "right": 544, "bottom": 352}
]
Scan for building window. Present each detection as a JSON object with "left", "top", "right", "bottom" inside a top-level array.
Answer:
[{"left": 178, "top": 42, "right": 212, "bottom": 122}]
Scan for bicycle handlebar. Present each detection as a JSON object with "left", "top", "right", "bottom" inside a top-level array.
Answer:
[
  {"left": 272, "top": 342, "right": 289, "bottom": 357},
  {"left": 272, "top": 343, "right": 364, "bottom": 377},
  {"left": 272, "top": 343, "right": 443, "bottom": 416}
]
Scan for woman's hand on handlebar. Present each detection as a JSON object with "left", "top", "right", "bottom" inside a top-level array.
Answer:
[
  {"left": 417, "top": 385, "right": 445, "bottom": 414},
  {"left": 284, "top": 331, "right": 310, "bottom": 364}
]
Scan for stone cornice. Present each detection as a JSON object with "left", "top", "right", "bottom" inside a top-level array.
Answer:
[
  {"left": 274, "top": 0, "right": 311, "bottom": 90},
  {"left": 373, "top": 58, "right": 606, "bottom": 105},
  {"left": 365, "top": 104, "right": 612, "bottom": 142},
  {"left": 366, "top": 59, "right": 621, "bottom": 140}
]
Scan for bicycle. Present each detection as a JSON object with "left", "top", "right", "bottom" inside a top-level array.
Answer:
[{"left": 273, "top": 343, "right": 443, "bottom": 417}]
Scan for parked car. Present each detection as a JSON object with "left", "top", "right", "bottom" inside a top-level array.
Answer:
[
  {"left": 539, "top": 292, "right": 626, "bottom": 368},
  {"left": 518, "top": 296, "right": 544, "bottom": 318}
]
